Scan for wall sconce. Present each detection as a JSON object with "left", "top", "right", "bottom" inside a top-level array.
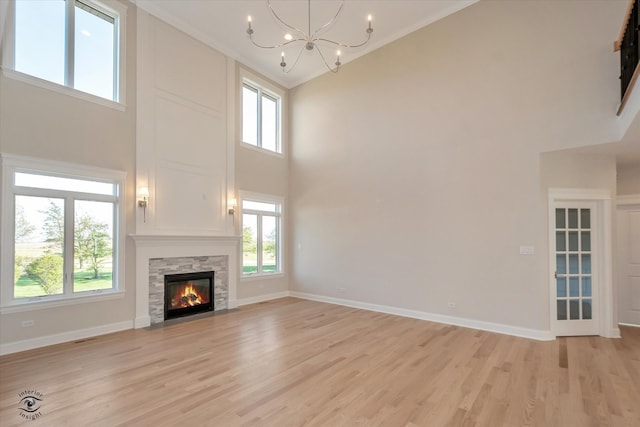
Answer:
[
  {"left": 228, "top": 198, "right": 237, "bottom": 215},
  {"left": 138, "top": 187, "right": 149, "bottom": 223}
]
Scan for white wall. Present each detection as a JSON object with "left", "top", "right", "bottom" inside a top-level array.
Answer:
[
  {"left": 617, "top": 164, "right": 640, "bottom": 195},
  {"left": 289, "top": 0, "right": 626, "bottom": 333},
  {"left": 0, "top": 1, "right": 137, "bottom": 347}
]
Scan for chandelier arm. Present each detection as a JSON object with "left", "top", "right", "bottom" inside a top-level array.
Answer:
[
  {"left": 310, "top": 0, "right": 345, "bottom": 41},
  {"left": 266, "top": 0, "right": 308, "bottom": 39},
  {"left": 283, "top": 45, "right": 307, "bottom": 74},
  {"left": 314, "top": 46, "right": 339, "bottom": 74},
  {"left": 248, "top": 37, "right": 306, "bottom": 49},
  {"left": 317, "top": 32, "right": 372, "bottom": 49}
]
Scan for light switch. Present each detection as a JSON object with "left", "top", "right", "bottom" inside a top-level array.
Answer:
[{"left": 519, "top": 246, "right": 534, "bottom": 255}]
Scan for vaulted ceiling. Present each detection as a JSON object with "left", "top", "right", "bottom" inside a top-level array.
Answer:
[{"left": 133, "top": 0, "right": 478, "bottom": 88}]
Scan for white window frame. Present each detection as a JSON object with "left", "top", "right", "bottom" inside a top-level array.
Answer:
[
  {"left": 240, "top": 68, "right": 285, "bottom": 156},
  {"left": 0, "top": 154, "right": 126, "bottom": 313},
  {"left": 240, "top": 191, "right": 284, "bottom": 278},
  {"left": 1, "top": 0, "right": 127, "bottom": 110}
]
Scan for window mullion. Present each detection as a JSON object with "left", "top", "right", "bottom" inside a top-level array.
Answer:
[
  {"left": 64, "top": 196, "right": 75, "bottom": 295},
  {"left": 112, "top": 16, "right": 119, "bottom": 102},
  {"left": 256, "top": 213, "right": 263, "bottom": 274},
  {"left": 65, "top": 0, "right": 75, "bottom": 88},
  {"left": 257, "top": 90, "right": 263, "bottom": 148}
]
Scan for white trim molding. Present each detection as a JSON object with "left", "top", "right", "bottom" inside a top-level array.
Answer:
[
  {"left": 236, "top": 291, "right": 290, "bottom": 307},
  {"left": 0, "top": 320, "right": 133, "bottom": 356},
  {"left": 289, "top": 292, "right": 555, "bottom": 341},
  {"left": 617, "top": 194, "right": 640, "bottom": 206}
]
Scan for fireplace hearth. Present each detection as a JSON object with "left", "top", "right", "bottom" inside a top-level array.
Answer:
[{"left": 164, "top": 271, "right": 214, "bottom": 320}]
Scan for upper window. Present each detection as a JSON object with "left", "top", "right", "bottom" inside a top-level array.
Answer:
[
  {"left": 1, "top": 155, "right": 125, "bottom": 306},
  {"left": 7, "top": 0, "right": 123, "bottom": 102},
  {"left": 242, "top": 194, "right": 283, "bottom": 276},
  {"left": 241, "top": 73, "right": 284, "bottom": 154}
]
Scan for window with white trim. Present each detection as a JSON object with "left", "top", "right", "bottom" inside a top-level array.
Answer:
[
  {"left": 6, "top": 0, "right": 124, "bottom": 102},
  {"left": 1, "top": 156, "right": 124, "bottom": 305},
  {"left": 241, "top": 75, "right": 283, "bottom": 154},
  {"left": 242, "top": 195, "right": 282, "bottom": 276}
]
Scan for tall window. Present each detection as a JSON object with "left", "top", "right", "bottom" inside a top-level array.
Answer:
[
  {"left": 242, "top": 195, "right": 282, "bottom": 276},
  {"left": 9, "top": 0, "right": 122, "bottom": 102},
  {"left": 2, "top": 156, "right": 124, "bottom": 305},
  {"left": 242, "top": 79, "right": 282, "bottom": 154}
]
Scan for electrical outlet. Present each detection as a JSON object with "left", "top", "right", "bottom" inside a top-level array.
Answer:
[
  {"left": 447, "top": 302, "right": 456, "bottom": 309},
  {"left": 21, "top": 320, "right": 35, "bottom": 327},
  {"left": 337, "top": 287, "right": 346, "bottom": 293}
]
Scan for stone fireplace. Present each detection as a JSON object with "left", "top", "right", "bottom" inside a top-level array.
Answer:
[{"left": 132, "top": 235, "right": 239, "bottom": 328}]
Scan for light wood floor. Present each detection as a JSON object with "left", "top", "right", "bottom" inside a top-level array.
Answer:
[{"left": 1, "top": 298, "right": 639, "bottom": 426}]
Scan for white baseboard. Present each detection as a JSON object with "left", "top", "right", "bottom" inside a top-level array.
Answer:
[
  {"left": 134, "top": 316, "right": 151, "bottom": 329},
  {"left": 236, "top": 291, "right": 291, "bottom": 307},
  {"left": 618, "top": 322, "right": 640, "bottom": 328},
  {"left": 290, "top": 292, "right": 555, "bottom": 341},
  {"left": 0, "top": 320, "right": 134, "bottom": 356}
]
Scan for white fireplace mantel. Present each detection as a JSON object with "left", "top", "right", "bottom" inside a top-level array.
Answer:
[{"left": 131, "top": 234, "right": 240, "bottom": 328}]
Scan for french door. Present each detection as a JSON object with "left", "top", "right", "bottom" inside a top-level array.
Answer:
[{"left": 551, "top": 202, "right": 598, "bottom": 336}]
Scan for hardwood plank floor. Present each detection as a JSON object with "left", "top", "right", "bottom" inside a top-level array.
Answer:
[{"left": 1, "top": 298, "right": 639, "bottom": 426}]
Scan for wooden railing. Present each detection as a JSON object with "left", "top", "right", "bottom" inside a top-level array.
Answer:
[{"left": 615, "top": 0, "right": 639, "bottom": 115}]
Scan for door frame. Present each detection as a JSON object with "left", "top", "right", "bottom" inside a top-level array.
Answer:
[
  {"left": 616, "top": 194, "right": 640, "bottom": 327},
  {"left": 548, "top": 188, "right": 619, "bottom": 338}
]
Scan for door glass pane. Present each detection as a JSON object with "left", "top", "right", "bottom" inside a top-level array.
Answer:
[
  {"left": 261, "top": 215, "right": 277, "bottom": 272},
  {"left": 74, "top": 200, "right": 114, "bottom": 292},
  {"left": 556, "top": 255, "right": 566, "bottom": 274},
  {"left": 556, "top": 231, "right": 566, "bottom": 251},
  {"left": 569, "top": 300, "right": 580, "bottom": 320},
  {"left": 14, "top": 196, "right": 65, "bottom": 298},
  {"left": 568, "top": 209, "right": 578, "bottom": 229},
  {"left": 555, "top": 208, "right": 565, "bottom": 228},
  {"left": 582, "top": 300, "right": 592, "bottom": 320},
  {"left": 242, "top": 86, "right": 258, "bottom": 145},
  {"left": 557, "top": 300, "right": 567, "bottom": 320},
  {"left": 557, "top": 277, "right": 567, "bottom": 297},
  {"left": 15, "top": 0, "right": 65, "bottom": 85},
  {"left": 581, "top": 231, "right": 591, "bottom": 251},
  {"left": 580, "top": 209, "right": 590, "bottom": 228},
  {"left": 582, "top": 254, "right": 591, "bottom": 274},
  {"left": 569, "top": 277, "right": 579, "bottom": 297},
  {"left": 74, "top": 2, "right": 115, "bottom": 100},
  {"left": 582, "top": 277, "right": 592, "bottom": 297},
  {"left": 261, "top": 94, "right": 278, "bottom": 152},
  {"left": 569, "top": 254, "right": 579, "bottom": 274},
  {"left": 568, "top": 231, "right": 578, "bottom": 251}
]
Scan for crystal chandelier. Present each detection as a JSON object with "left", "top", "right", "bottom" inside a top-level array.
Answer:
[{"left": 246, "top": 0, "right": 374, "bottom": 73}]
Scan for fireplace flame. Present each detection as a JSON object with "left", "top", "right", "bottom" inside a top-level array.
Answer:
[{"left": 171, "top": 283, "right": 204, "bottom": 308}]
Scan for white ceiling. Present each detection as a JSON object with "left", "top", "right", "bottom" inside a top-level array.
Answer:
[{"left": 133, "top": 0, "right": 478, "bottom": 88}]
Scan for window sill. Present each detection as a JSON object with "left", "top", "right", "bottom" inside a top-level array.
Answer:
[
  {"left": 239, "top": 141, "right": 285, "bottom": 159},
  {"left": 1, "top": 68, "right": 126, "bottom": 112},
  {"left": 241, "top": 272, "right": 285, "bottom": 282},
  {"left": 0, "top": 290, "right": 125, "bottom": 314}
]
